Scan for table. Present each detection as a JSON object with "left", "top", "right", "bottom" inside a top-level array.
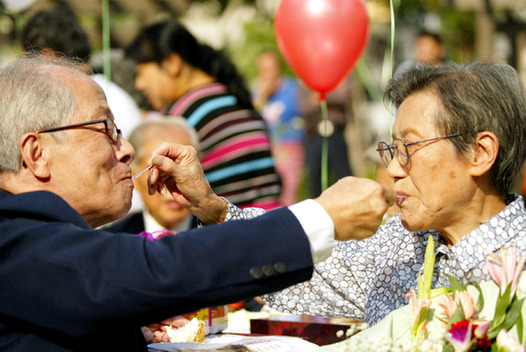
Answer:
[{"left": 148, "top": 309, "right": 363, "bottom": 351}]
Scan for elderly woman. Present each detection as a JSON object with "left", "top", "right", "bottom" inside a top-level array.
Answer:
[{"left": 256, "top": 62, "right": 526, "bottom": 325}]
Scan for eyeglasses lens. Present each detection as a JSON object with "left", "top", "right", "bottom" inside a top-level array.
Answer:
[
  {"left": 105, "top": 119, "right": 121, "bottom": 143},
  {"left": 377, "top": 142, "right": 392, "bottom": 167}
]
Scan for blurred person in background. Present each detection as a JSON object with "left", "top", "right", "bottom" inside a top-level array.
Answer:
[
  {"left": 300, "top": 79, "right": 353, "bottom": 198},
  {"left": 91, "top": 49, "right": 155, "bottom": 118},
  {"left": 20, "top": 6, "right": 142, "bottom": 139},
  {"left": 394, "top": 29, "right": 448, "bottom": 79},
  {"left": 106, "top": 117, "right": 200, "bottom": 234},
  {"left": 252, "top": 51, "right": 305, "bottom": 206},
  {"left": 106, "top": 117, "right": 220, "bottom": 343},
  {"left": 126, "top": 21, "right": 282, "bottom": 210}
]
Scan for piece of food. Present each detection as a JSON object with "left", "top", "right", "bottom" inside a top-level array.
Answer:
[{"left": 166, "top": 317, "right": 206, "bottom": 343}]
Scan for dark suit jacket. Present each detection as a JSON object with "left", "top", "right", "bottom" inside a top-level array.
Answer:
[
  {"left": 105, "top": 211, "right": 146, "bottom": 234},
  {"left": 0, "top": 190, "right": 313, "bottom": 351},
  {"left": 105, "top": 212, "right": 199, "bottom": 235}
]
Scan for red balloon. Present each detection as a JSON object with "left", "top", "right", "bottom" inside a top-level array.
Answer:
[{"left": 275, "top": 0, "right": 369, "bottom": 95}]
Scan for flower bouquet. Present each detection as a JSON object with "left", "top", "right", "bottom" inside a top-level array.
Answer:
[{"left": 318, "top": 238, "right": 526, "bottom": 352}]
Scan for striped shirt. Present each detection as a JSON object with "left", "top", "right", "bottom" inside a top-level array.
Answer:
[{"left": 164, "top": 83, "right": 282, "bottom": 210}]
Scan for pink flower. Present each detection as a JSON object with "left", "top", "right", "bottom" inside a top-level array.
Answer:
[
  {"left": 486, "top": 246, "right": 526, "bottom": 299},
  {"left": 473, "top": 321, "right": 490, "bottom": 339},
  {"left": 440, "top": 294, "right": 457, "bottom": 321},
  {"left": 444, "top": 320, "right": 476, "bottom": 352},
  {"left": 407, "top": 288, "right": 432, "bottom": 342},
  {"left": 440, "top": 290, "right": 479, "bottom": 322},
  {"left": 455, "top": 291, "right": 478, "bottom": 320}
]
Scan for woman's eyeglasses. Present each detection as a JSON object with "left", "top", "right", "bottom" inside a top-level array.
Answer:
[{"left": 377, "top": 133, "right": 461, "bottom": 167}]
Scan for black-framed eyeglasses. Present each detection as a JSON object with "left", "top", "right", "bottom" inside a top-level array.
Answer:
[
  {"left": 35, "top": 119, "right": 121, "bottom": 144},
  {"left": 376, "top": 133, "right": 461, "bottom": 167}
]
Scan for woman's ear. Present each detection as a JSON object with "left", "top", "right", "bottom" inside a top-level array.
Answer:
[
  {"left": 19, "top": 133, "right": 51, "bottom": 179},
  {"left": 469, "top": 131, "right": 499, "bottom": 177},
  {"left": 162, "top": 53, "right": 184, "bottom": 77}
]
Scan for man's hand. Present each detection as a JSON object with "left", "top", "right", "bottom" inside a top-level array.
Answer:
[
  {"left": 146, "top": 143, "right": 227, "bottom": 224},
  {"left": 315, "top": 177, "right": 396, "bottom": 241}
]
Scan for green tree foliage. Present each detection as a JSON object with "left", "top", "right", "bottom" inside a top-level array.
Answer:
[{"left": 230, "top": 17, "right": 297, "bottom": 87}]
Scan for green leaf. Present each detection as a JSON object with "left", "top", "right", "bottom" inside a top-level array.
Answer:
[
  {"left": 442, "top": 341, "right": 455, "bottom": 352},
  {"left": 420, "top": 235, "right": 436, "bottom": 299},
  {"left": 487, "top": 292, "right": 517, "bottom": 340},
  {"left": 447, "top": 305, "right": 465, "bottom": 330},
  {"left": 489, "top": 286, "right": 512, "bottom": 336},
  {"left": 499, "top": 297, "right": 525, "bottom": 333},
  {"left": 517, "top": 311, "right": 524, "bottom": 344},
  {"left": 471, "top": 281, "right": 485, "bottom": 314},
  {"left": 436, "top": 315, "right": 447, "bottom": 325},
  {"left": 429, "top": 287, "right": 451, "bottom": 298},
  {"left": 446, "top": 274, "right": 467, "bottom": 293},
  {"left": 418, "top": 273, "right": 425, "bottom": 300}
]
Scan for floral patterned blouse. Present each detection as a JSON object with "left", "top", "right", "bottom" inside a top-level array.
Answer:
[{"left": 225, "top": 194, "right": 526, "bottom": 326}]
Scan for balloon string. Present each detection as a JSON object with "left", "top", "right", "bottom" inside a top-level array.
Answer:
[
  {"left": 319, "top": 96, "right": 329, "bottom": 193},
  {"left": 102, "top": 0, "right": 111, "bottom": 81},
  {"left": 388, "top": 0, "right": 400, "bottom": 136},
  {"left": 389, "top": 0, "right": 400, "bottom": 215}
]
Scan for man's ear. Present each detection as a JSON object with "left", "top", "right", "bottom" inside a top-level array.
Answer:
[
  {"left": 469, "top": 131, "right": 499, "bottom": 177},
  {"left": 162, "top": 53, "right": 184, "bottom": 77},
  {"left": 19, "top": 133, "right": 51, "bottom": 179}
]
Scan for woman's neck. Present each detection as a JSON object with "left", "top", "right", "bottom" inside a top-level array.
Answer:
[
  {"left": 438, "top": 191, "right": 507, "bottom": 247},
  {"left": 176, "top": 67, "right": 215, "bottom": 99}
]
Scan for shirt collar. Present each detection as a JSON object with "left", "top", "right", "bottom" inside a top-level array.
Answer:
[
  {"left": 436, "top": 193, "right": 525, "bottom": 273},
  {"left": 142, "top": 210, "right": 193, "bottom": 236}
]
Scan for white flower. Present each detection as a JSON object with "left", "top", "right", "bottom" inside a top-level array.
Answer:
[
  {"left": 419, "top": 338, "right": 444, "bottom": 352},
  {"left": 496, "top": 329, "right": 523, "bottom": 352}
]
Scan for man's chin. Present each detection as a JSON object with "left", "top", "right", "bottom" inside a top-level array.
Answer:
[
  {"left": 119, "top": 201, "right": 133, "bottom": 218},
  {"left": 400, "top": 216, "right": 429, "bottom": 233},
  {"left": 104, "top": 202, "right": 133, "bottom": 226}
]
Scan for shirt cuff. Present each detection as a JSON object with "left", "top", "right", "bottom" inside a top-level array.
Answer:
[{"left": 289, "top": 199, "right": 335, "bottom": 264}]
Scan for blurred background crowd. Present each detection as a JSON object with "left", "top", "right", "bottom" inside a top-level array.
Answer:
[{"left": 1, "top": 0, "right": 526, "bottom": 205}]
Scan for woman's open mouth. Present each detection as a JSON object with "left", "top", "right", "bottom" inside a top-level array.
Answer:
[{"left": 396, "top": 192, "right": 408, "bottom": 207}]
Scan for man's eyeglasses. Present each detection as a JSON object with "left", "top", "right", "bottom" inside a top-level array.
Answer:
[
  {"left": 377, "top": 133, "right": 461, "bottom": 167},
  {"left": 36, "top": 119, "right": 121, "bottom": 144}
]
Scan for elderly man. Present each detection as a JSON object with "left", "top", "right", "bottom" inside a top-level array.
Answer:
[{"left": 0, "top": 56, "right": 394, "bottom": 351}]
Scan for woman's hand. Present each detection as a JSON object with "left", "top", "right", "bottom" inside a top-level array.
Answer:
[{"left": 141, "top": 316, "right": 190, "bottom": 343}]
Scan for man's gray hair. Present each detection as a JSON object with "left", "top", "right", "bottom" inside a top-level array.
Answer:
[
  {"left": 385, "top": 61, "right": 526, "bottom": 196},
  {"left": 0, "top": 56, "right": 82, "bottom": 172},
  {"left": 127, "top": 116, "right": 201, "bottom": 166}
]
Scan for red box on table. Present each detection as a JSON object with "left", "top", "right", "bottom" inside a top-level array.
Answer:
[{"left": 250, "top": 314, "right": 362, "bottom": 346}]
